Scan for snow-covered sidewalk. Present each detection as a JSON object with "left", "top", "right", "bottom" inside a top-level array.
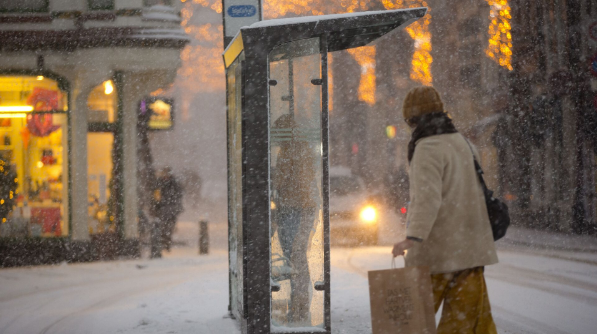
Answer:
[
  {"left": 0, "top": 247, "right": 238, "bottom": 334},
  {"left": 1, "top": 217, "right": 597, "bottom": 334}
]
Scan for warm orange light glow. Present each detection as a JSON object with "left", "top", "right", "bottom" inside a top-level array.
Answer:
[
  {"left": 360, "top": 205, "right": 377, "bottom": 223},
  {"left": 104, "top": 80, "right": 114, "bottom": 95},
  {"left": 486, "top": 0, "right": 513, "bottom": 71},
  {"left": 328, "top": 53, "right": 333, "bottom": 112},
  {"left": 0, "top": 106, "right": 33, "bottom": 112},
  {"left": 150, "top": 88, "right": 169, "bottom": 97},
  {"left": 0, "top": 113, "right": 27, "bottom": 118},
  {"left": 386, "top": 125, "right": 397, "bottom": 138},
  {"left": 347, "top": 46, "right": 376, "bottom": 105},
  {"left": 383, "top": 0, "right": 433, "bottom": 86}
]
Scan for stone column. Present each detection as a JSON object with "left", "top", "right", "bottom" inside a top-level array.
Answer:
[
  {"left": 120, "top": 72, "right": 140, "bottom": 240},
  {"left": 69, "top": 77, "right": 90, "bottom": 241}
]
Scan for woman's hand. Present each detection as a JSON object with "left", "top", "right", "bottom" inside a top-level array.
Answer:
[{"left": 392, "top": 239, "right": 415, "bottom": 258}]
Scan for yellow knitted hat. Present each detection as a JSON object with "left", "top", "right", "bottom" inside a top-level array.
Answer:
[{"left": 402, "top": 86, "right": 444, "bottom": 120}]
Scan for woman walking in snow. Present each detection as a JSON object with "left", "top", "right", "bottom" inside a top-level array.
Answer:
[{"left": 392, "top": 86, "right": 499, "bottom": 333}]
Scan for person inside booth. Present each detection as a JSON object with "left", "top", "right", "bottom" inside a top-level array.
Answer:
[{"left": 271, "top": 113, "right": 318, "bottom": 325}]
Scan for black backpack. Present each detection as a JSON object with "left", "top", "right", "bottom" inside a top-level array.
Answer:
[{"left": 465, "top": 140, "right": 510, "bottom": 241}]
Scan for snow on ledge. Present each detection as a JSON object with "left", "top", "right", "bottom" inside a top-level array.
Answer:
[
  {"left": 247, "top": 8, "right": 426, "bottom": 29},
  {"left": 271, "top": 325, "right": 327, "bottom": 333},
  {"left": 132, "top": 28, "right": 191, "bottom": 41},
  {"left": 143, "top": 5, "right": 181, "bottom": 23}
]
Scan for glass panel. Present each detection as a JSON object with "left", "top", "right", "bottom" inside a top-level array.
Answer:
[
  {"left": 0, "top": 0, "right": 48, "bottom": 12},
  {"left": 0, "top": 76, "right": 68, "bottom": 239},
  {"left": 143, "top": 0, "right": 172, "bottom": 6},
  {"left": 88, "top": 80, "right": 117, "bottom": 123},
  {"left": 88, "top": 0, "right": 114, "bottom": 11},
  {"left": 87, "top": 132, "right": 115, "bottom": 234},
  {"left": 269, "top": 38, "right": 324, "bottom": 331},
  {"left": 227, "top": 53, "right": 244, "bottom": 320}
]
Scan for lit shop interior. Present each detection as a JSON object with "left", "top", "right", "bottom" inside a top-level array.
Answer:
[{"left": 0, "top": 75, "right": 118, "bottom": 239}]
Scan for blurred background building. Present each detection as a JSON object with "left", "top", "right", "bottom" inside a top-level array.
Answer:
[
  {"left": 0, "top": 0, "right": 188, "bottom": 265},
  {"left": 330, "top": 0, "right": 597, "bottom": 235}
]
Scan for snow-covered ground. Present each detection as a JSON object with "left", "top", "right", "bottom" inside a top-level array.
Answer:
[{"left": 1, "top": 199, "right": 597, "bottom": 334}]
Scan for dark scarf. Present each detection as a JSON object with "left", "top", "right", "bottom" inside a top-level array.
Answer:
[{"left": 407, "top": 112, "right": 458, "bottom": 163}]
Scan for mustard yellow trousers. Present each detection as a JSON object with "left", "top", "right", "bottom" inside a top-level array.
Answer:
[{"left": 431, "top": 267, "right": 497, "bottom": 334}]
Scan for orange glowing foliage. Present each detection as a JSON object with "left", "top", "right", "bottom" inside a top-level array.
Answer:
[
  {"left": 347, "top": 46, "right": 376, "bottom": 105},
  {"left": 177, "top": 2, "right": 225, "bottom": 118},
  {"left": 263, "top": 0, "right": 324, "bottom": 18},
  {"left": 264, "top": 0, "right": 434, "bottom": 92},
  {"left": 263, "top": 0, "right": 369, "bottom": 18},
  {"left": 178, "top": 31, "right": 225, "bottom": 94},
  {"left": 192, "top": 0, "right": 222, "bottom": 13},
  {"left": 486, "top": 0, "right": 512, "bottom": 70},
  {"left": 382, "top": 0, "right": 432, "bottom": 86},
  {"left": 185, "top": 23, "right": 221, "bottom": 42},
  {"left": 264, "top": 0, "right": 380, "bottom": 105}
]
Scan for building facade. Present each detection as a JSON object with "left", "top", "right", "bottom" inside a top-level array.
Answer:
[
  {"left": 500, "top": 0, "right": 597, "bottom": 233},
  {"left": 0, "top": 0, "right": 188, "bottom": 266},
  {"left": 329, "top": 0, "right": 597, "bottom": 234}
]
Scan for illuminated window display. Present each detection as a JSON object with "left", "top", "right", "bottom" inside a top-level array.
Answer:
[{"left": 0, "top": 76, "right": 69, "bottom": 238}]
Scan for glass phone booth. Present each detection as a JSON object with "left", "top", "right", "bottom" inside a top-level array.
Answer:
[{"left": 224, "top": 8, "right": 426, "bottom": 334}]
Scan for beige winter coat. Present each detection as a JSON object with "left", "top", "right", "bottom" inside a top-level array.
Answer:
[{"left": 404, "top": 133, "right": 498, "bottom": 274}]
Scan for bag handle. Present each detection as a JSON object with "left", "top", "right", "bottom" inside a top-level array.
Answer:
[{"left": 463, "top": 137, "right": 492, "bottom": 198}]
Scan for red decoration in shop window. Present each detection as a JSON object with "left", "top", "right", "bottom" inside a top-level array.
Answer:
[
  {"left": 27, "top": 114, "right": 60, "bottom": 137},
  {"left": 41, "top": 149, "right": 56, "bottom": 165},
  {"left": 25, "top": 88, "right": 62, "bottom": 137},
  {"left": 26, "top": 87, "right": 62, "bottom": 111},
  {"left": 31, "top": 207, "right": 62, "bottom": 236}
]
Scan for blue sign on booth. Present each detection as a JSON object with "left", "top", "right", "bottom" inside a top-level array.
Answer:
[{"left": 228, "top": 5, "right": 257, "bottom": 18}]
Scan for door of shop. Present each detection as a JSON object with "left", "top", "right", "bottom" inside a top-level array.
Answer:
[{"left": 87, "top": 78, "right": 123, "bottom": 253}]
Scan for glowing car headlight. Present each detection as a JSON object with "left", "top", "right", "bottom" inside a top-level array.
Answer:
[{"left": 360, "top": 206, "right": 377, "bottom": 223}]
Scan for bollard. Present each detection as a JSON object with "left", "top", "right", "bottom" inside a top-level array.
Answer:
[{"left": 199, "top": 220, "right": 209, "bottom": 255}]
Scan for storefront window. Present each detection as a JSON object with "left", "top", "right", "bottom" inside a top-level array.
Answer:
[
  {"left": 88, "top": 80, "right": 117, "bottom": 123},
  {"left": 0, "top": 75, "right": 69, "bottom": 238}
]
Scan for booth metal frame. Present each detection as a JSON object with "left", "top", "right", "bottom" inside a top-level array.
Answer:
[{"left": 223, "top": 8, "right": 427, "bottom": 334}]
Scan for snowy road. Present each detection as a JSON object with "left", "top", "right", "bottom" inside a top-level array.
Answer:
[
  {"left": 331, "top": 246, "right": 597, "bottom": 334},
  {"left": 1, "top": 218, "right": 597, "bottom": 333}
]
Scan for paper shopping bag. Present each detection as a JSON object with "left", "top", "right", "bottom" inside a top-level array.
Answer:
[{"left": 368, "top": 265, "right": 436, "bottom": 334}]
